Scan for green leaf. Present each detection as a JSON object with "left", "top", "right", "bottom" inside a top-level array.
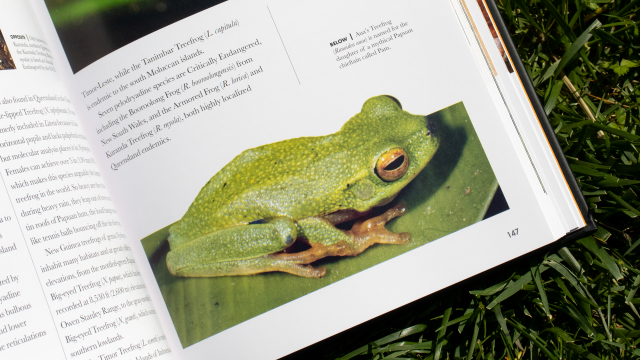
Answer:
[
  {"left": 141, "top": 103, "right": 501, "bottom": 346},
  {"left": 609, "top": 60, "right": 639, "bottom": 76}
]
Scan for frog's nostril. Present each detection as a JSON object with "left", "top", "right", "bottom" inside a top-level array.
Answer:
[{"left": 285, "top": 235, "right": 294, "bottom": 245}]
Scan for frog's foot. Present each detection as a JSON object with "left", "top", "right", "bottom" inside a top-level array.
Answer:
[
  {"left": 273, "top": 203, "right": 410, "bottom": 264},
  {"left": 345, "top": 202, "right": 411, "bottom": 253}
]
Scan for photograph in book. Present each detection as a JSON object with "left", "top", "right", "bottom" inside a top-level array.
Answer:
[
  {"left": 474, "top": 0, "right": 513, "bottom": 72},
  {"left": 0, "top": 28, "right": 16, "bottom": 70},
  {"left": 140, "top": 99, "right": 510, "bottom": 347},
  {"left": 43, "top": 0, "right": 227, "bottom": 73}
]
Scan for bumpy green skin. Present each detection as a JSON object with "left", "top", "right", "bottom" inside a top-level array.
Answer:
[{"left": 167, "top": 96, "right": 439, "bottom": 277}]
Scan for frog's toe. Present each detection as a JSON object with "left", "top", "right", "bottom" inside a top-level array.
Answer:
[
  {"left": 379, "top": 202, "right": 407, "bottom": 222},
  {"left": 270, "top": 260, "right": 326, "bottom": 278},
  {"left": 347, "top": 203, "right": 411, "bottom": 250}
]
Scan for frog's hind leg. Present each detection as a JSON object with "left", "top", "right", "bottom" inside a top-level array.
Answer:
[
  {"left": 166, "top": 217, "right": 328, "bottom": 277},
  {"left": 273, "top": 203, "right": 410, "bottom": 265},
  {"left": 169, "top": 256, "right": 326, "bottom": 278}
]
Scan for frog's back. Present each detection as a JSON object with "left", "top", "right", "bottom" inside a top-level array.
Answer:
[{"left": 168, "top": 133, "right": 369, "bottom": 247}]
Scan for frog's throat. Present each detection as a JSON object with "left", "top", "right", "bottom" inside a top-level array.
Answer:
[{"left": 375, "top": 193, "right": 398, "bottom": 208}]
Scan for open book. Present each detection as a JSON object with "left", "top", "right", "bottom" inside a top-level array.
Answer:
[{"left": 0, "top": 0, "right": 595, "bottom": 358}]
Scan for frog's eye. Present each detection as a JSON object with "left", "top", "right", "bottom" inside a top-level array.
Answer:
[
  {"left": 383, "top": 95, "right": 402, "bottom": 109},
  {"left": 375, "top": 148, "right": 409, "bottom": 182}
]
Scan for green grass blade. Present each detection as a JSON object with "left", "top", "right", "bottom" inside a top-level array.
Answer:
[
  {"left": 554, "top": 20, "right": 600, "bottom": 77},
  {"left": 592, "top": 227, "right": 612, "bottom": 242},
  {"left": 624, "top": 238, "right": 640, "bottom": 256},
  {"left": 615, "top": 0, "right": 640, "bottom": 15},
  {"left": 564, "top": 343, "right": 602, "bottom": 360},
  {"left": 544, "top": 259, "right": 586, "bottom": 296},
  {"left": 530, "top": 260, "right": 551, "bottom": 317},
  {"left": 434, "top": 304, "right": 451, "bottom": 360},
  {"left": 561, "top": 301, "right": 598, "bottom": 337},
  {"left": 578, "top": 237, "right": 623, "bottom": 280},
  {"left": 587, "top": 122, "right": 640, "bottom": 141},
  {"left": 337, "top": 325, "right": 428, "bottom": 360},
  {"left": 541, "top": 327, "right": 575, "bottom": 342},
  {"left": 555, "top": 276, "right": 577, "bottom": 303},
  {"left": 592, "top": 28, "right": 625, "bottom": 46},
  {"left": 608, "top": 192, "right": 640, "bottom": 217},
  {"left": 507, "top": 319, "right": 558, "bottom": 360},
  {"left": 469, "top": 278, "right": 510, "bottom": 296},
  {"left": 539, "top": 0, "right": 576, "bottom": 40},
  {"left": 557, "top": 247, "right": 584, "bottom": 276},
  {"left": 545, "top": 80, "right": 564, "bottom": 115},
  {"left": 492, "top": 303, "right": 512, "bottom": 342},
  {"left": 466, "top": 309, "right": 482, "bottom": 360}
]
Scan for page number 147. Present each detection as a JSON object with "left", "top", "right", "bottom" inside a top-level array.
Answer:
[{"left": 507, "top": 228, "right": 519, "bottom": 238}]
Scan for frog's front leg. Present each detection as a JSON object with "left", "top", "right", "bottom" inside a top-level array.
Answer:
[
  {"left": 166, "top": 217, "right": 324, "bottom": 278},
  {"left": 273, "top": 203, "right": 410, "bottom": 264}
]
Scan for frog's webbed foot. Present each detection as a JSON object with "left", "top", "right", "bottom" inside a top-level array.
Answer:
[
  {"left": 272, "top": 203, "right": 410, "bottom": 265},
  {"left": 346, "top": 202, "right": 410, "bottom": 251}
]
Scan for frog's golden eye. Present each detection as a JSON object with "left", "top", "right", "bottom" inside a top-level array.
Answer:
[{"left": 376, "top": 148, "right": 409, "bottom": 182}]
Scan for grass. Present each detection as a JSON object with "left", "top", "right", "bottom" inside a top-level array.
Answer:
[{"left": 285, "top": 0, "right": 640, "bottom": 358}]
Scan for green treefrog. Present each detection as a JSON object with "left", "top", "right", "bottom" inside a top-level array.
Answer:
[{"left": 166, "top": 95, "right": 439, "bottom": 278}]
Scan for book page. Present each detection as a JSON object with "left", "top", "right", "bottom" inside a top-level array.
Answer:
[
  {"left": 32, "top": 0, "right": 581, "bottom": 358},
  {"left": 0, "top": 1, "right": 172, "bottom": 359},
  {"left": 455, "top": 0, "right": 585, "bottom": 232}
]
